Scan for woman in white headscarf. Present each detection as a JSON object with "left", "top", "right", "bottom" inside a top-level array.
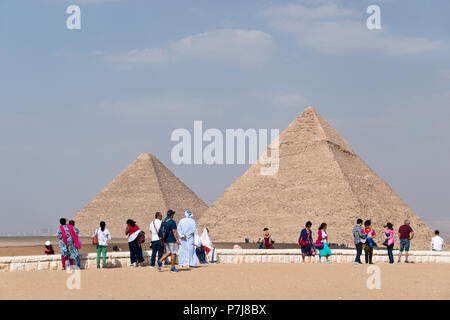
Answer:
[
  {"left": 177, "top": 210, "right": 199, "bottom": 268},
  {"left": 201, "top": 227, "right": 218, "bottom": 263}
]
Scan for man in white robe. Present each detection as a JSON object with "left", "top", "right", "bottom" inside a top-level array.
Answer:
[
  {"left": 177, "top": 210, "right": 199, "bottom": 268},
  {"left": 201, "top": 227, "right": 218, "bottom": 263}
]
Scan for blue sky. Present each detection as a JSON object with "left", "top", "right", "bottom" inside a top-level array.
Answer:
[{"left": 0, "top": 0, "right": 449, "bottom": 235}]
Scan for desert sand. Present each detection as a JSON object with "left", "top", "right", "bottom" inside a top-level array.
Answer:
[{"left": 1, "top": 263, "right": 449, "bottom": 300}]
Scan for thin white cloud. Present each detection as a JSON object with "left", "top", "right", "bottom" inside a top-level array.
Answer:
[
  {"left": 105, "top": 48, "right": 172, "bottom": 64},
  {"left": 101, "top": 29, "right": 276, "bottom": 66},
  {"left": 264, "top": 3, "right": 445, "bottom": 55},
  {"left": 171, "top": 29, "right": 276, "bottom": 65}
]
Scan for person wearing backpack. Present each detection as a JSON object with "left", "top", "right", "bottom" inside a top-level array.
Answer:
[
  {"left": 157, "top": 210, "right": 181, "bottom": 272},
  {"left": 149, "top": 212, "right": 163, "bottom": 268},
  {"left": 299, "top": 221, "right": 315, "bottom": 263}
]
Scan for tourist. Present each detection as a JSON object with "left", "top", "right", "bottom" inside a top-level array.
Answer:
[
  {"left": 384, "top": 222, "right": 395, "bottom": 264},
  {"left": 69, "top": 220, "right": 81, "bottom": 269},
  {"left": 261, "top": 228, "right": 275, "bottom": 249},
  {"left": 195, "top": 233, "right": 208, "bottom": 264},
  {"left": 352, "top": 218, "right": 366, "bottom": 265},
  {"left": 44, "top": 241, "right": 55, "bottom": 255},
  {"left": 177, "top": 210, "right": 199, "bottom": 268},
  {"left": 299, "top": 221, "right": 315, "bottom": 263},
  {"left": 398, "top": 219, "right": 414, "bottom": 263},
  {"left": 149, "top": 212, "right": 164, "bottom": 268},
  {"left": 316, "top": 223, "right": 332, "bottom": 263},
  {"left": 125, "top": 219, "right": 144, "bottom": 267},
  {"left": 362, "top": 220, "right": 377, "bottom": 264},
  {"left": 431, "top": 230, "right": 444, "bottom": 251},
  {"left": 201, "top": 227, "right": 218, "bottom": 263},
  {"left": 93, "top": 221, "right": 111, "bottom": 269},
  {"left": 157, "top": 210, "right": 181, "bottom": 272},
  {"left": 56, "top": 218, "right": 81, "bottom": 270}
]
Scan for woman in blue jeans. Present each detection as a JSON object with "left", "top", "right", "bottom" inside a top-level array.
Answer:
[{"left": 384, "top": 222, "right": 395, "bottom": 264}]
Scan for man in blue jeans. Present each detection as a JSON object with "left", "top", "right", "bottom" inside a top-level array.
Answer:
[
  {"left": 398, "top": 220, "right": 414, "bottom": 263},
  {"left": 352, "top": 219, "right": 365, "bottom": 265},
  {"left": 149, "top": 212, "right": 163, "bottom": 268}
]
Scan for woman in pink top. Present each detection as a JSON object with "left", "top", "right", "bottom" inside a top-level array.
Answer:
[{"left": 384, "top": 222, "right": 395, "bottom": 264}]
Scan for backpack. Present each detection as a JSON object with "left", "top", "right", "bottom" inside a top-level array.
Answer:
[
  {"left": 138, "top": 231, "right": 145, "bottom": 244},
  {"left": 158, "top": 218, "right": 172, "bottom": 241}
]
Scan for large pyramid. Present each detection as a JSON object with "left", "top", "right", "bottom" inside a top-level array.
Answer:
[
  {"left": 72, "top": 153, "right": 208, "bottom": 238},
  {"left": 198, "top": 107, "right": 433, "bottom": 249}
]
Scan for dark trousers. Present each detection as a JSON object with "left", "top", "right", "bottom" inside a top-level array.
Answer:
[
  {"left": 387, "top": 244, "right": 394, "bottom": 264},
  {"left": 355, "top": 243, "right": 363, "bottom": 263},
  {"left": 129, "top": 237, "right": 144, "bottom": 264},
  {"left": 150, "top": 240, "right": 163, "bottom": 267},
  {"left": 196, "top": 247, "right": 207, "bottom": 264},
  {"left": 364, "top": 245, "right": 373, "bottom": 264}
]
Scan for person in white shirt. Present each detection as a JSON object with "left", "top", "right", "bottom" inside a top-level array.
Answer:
[
  {"left": 149, "top": 212, "right": 163, "bottom": 268},
  {"left": 201, "top": 227, "right": 218, "bottom": 263},
  {"left": 431, "top": 230, "right": 444, "bottom": 251},
  {"left": 93, "top": 221, "right": 111, "bottom": 269}
]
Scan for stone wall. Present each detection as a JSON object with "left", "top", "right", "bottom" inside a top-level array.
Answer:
[{"left": 1, "top": 249, "right": 449, "bottom": 272}]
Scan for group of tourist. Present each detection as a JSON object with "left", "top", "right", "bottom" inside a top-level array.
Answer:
[
  {"left": 48, "top": 215, "right": 444, "bottom": 270},
  {"left": 295, "top": 218, "right": 444, "bottom": 265},
  {"left": 298, "top": 222, "right": 332, "bottom": 263},
  {"left": 51, "top": 209, "right": 217, "bottom": 271}
]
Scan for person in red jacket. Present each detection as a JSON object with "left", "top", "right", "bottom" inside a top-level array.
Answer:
[{"left": 362, "top": 220, "right": 376, "bottom": 264}]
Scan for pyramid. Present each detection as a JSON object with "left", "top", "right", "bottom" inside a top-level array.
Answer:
[
  {"left": 198, "top": 107, "right": 433, "bottom": 250},
  {"left": 72, "top": 153, "right": 208, "bottom": 238}
]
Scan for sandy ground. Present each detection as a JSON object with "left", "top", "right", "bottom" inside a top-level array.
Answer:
[{"left": 0, "top": 263, "right": 449, "bottom": 300}]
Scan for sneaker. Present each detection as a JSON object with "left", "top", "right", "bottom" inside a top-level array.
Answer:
[
  {"left": 149, "top": 266, "right": 155, "bottom": 269},
  {"left": 97, "top": 265, "right": 100, "bottom": 269},
  {"left": 405, "top": 260, "right": 409, "bottom": 263},
  {"left": 170, "top": 267, "right": 179, "bottom": 272},
  {"left": 157, "top": 260, "right": 162, "bottom": 271}
]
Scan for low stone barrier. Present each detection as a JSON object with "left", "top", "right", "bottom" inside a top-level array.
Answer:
[{"left": 0, "top": 249, "right": 449, "bottom": 272}]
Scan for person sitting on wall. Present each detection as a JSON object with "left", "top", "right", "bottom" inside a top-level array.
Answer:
[
  {"left": 44, "top": 241, "right": 55, "bottom": 255},
  {"left": 261, "top": 228, "right": 275, "bottom": 249}
]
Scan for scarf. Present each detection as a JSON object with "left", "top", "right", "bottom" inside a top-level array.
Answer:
[{"left": 60, "top": 224, "right": 81, "bottom": 249}]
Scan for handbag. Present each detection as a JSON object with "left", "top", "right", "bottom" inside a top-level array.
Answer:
[
  {"left": 299, "top": 230, "right": 310, "bottom": 248},
  {"left": 315, "top": 240, "right": 324, "bottom": 250},
  {"left": 138, "top": 231, "right": 145, "bottom": 244},
  {"left": 92, "top": 229, "right": 99, "bottom": 245}
]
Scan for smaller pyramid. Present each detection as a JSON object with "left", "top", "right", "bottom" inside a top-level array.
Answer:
[{"left": 72, "top": 153, "right": 208, "bottom": 238}]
